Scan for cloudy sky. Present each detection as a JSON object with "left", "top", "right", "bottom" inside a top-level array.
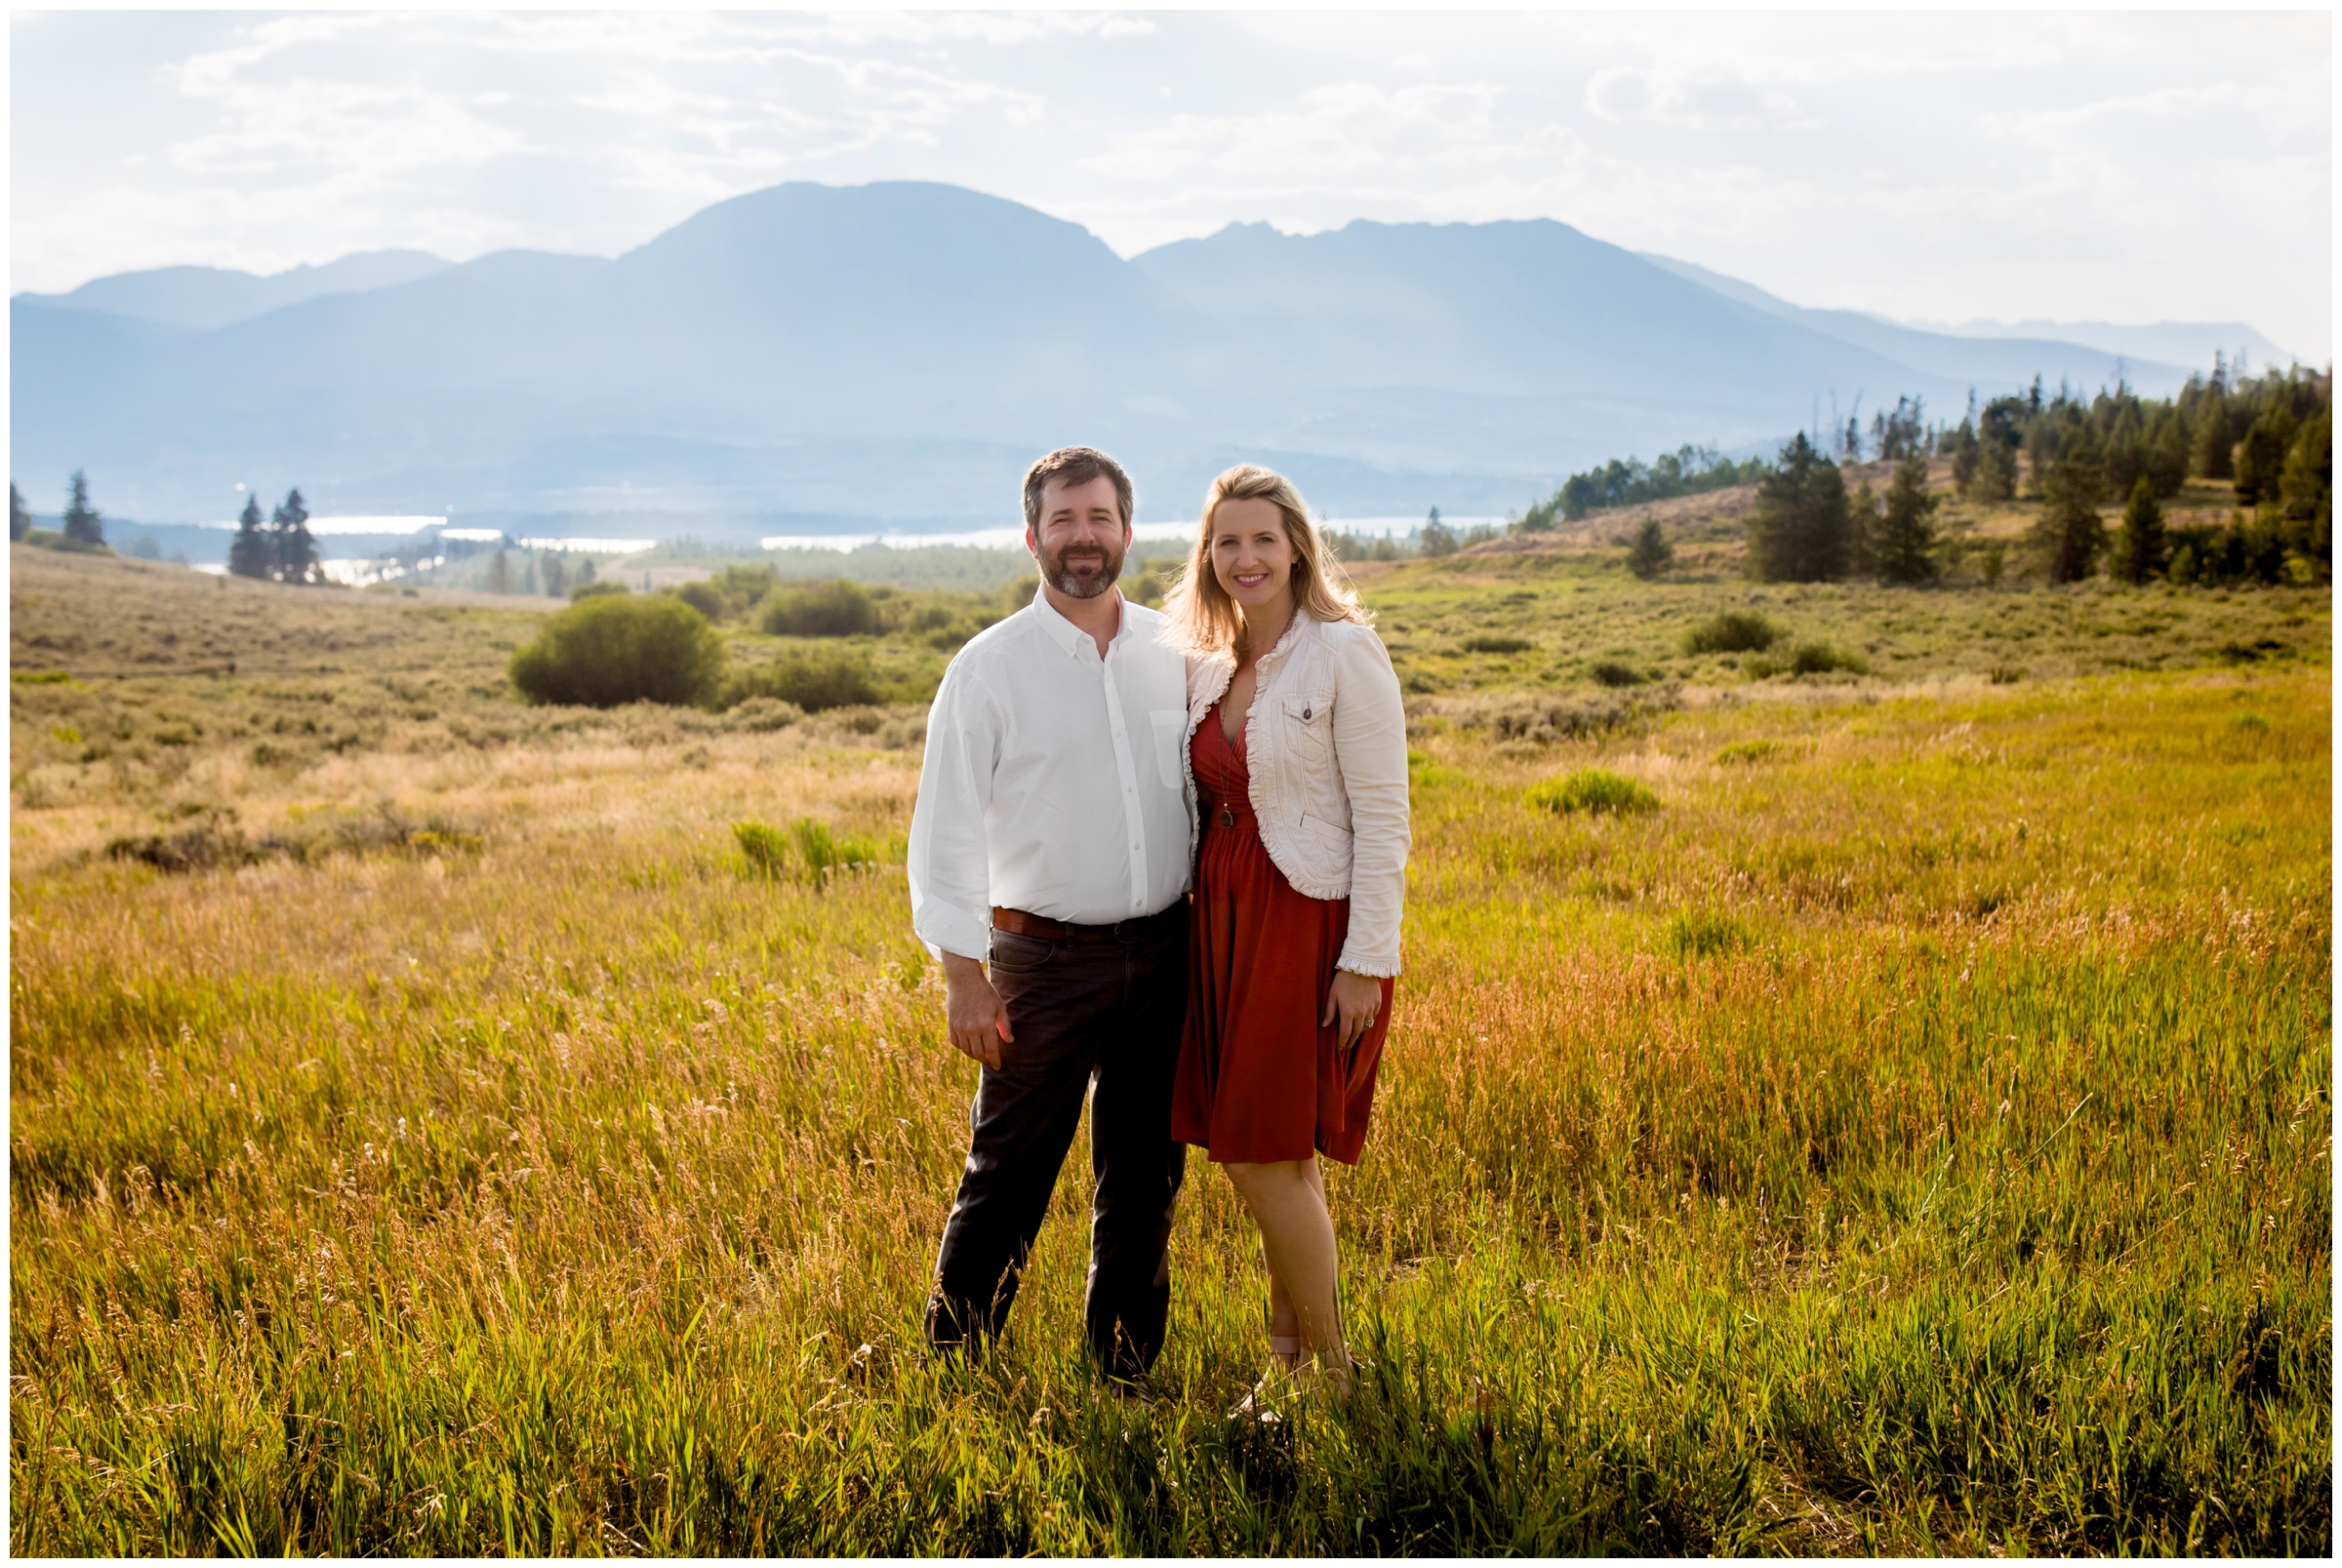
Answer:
[{"left": 11, "top": 8, "right": 2332, "bottom": 360}]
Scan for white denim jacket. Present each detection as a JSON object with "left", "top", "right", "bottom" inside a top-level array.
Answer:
[{"left": 1183, "top": 614, "right": 1411, "bottom": 978}]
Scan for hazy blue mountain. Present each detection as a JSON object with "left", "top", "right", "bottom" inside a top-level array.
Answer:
[
  {"left": 1636, "top": 252, "right": 2193, "bottom": 397},
  {"left": 12, "top": 181, "right": 2245, "bottom": 533},
  {"left": 1913, "top": 317, "right": 2306, "bottom": 376},
  {"left": 13, "top": 250, "right": 452, "bottom": 332}
]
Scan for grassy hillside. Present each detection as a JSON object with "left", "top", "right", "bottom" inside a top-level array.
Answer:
[{"left": 8, "top": 543, "right": 2331, "bottom": 1553}]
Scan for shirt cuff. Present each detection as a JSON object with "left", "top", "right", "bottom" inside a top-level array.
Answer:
[{"left": 915, "top": 900, "right": 993, "bottom": 964}]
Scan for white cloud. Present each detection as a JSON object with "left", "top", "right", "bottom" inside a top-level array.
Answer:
[{"left": 9, "top": 9, "right": 2329, "bottom": 358}]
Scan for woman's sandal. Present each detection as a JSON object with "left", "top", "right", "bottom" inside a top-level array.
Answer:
[{"left": 1228, "top": 1339, "right": 1305, "bottom": 1424}]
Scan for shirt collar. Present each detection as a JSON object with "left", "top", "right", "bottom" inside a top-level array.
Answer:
[{"left": 1030, "top": 587, "right": 1125, "bottom": 660}]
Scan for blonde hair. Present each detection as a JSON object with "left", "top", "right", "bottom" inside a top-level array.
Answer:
[{"left": 1161, "top": 463, "right": 1370, "bottom": 656}]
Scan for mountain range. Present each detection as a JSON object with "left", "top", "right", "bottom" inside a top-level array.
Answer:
[{"left": 9, "top": 181, "right": 2267, "bottom": 540}]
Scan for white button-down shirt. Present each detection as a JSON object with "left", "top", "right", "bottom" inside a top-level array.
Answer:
[{"left": 908, "top": 591, "right": 1193, "bottom": 962}]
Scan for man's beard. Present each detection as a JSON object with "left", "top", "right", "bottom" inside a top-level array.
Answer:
[{"left": 1036, "top": 536, "right": 1126, "bottom": 599}]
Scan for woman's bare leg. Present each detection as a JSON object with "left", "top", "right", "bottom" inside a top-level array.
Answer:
[{"left": 1225, "top": 1157, "right": 1349, "bottom": 1384}]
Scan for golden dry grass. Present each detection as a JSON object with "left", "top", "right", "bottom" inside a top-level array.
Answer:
[{"left": 8, "top": 544, "right": 2331, "bottom": 1554}]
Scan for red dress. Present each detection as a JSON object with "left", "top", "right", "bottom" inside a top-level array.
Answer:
[{"left": 1172, "top": 700, "right": 1394, "bottom": 1166}]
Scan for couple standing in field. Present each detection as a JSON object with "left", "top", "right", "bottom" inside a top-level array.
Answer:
[{"left": 906, "top": 446, "right": 1411, "bottom": 1408}]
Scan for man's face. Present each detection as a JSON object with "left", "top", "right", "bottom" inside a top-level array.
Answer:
[{"left": 1029, "top": 474, "right": 1128, "bottom": 600}]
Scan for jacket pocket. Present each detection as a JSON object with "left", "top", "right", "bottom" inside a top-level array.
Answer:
[
  {"left": 1282, "top": 693, "right": 1333, "bottom": 763},
  {"left": 1151, "top": 709, "right": 1187, "bottom": 790},
  {"left": 1298, "top": 812, "right": 1353, "bottom": 862}
]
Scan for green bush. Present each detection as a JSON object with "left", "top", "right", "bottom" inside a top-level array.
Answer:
[
  {"left": 719, "top": 647, "right": 883, "bottom": 713},
  {"left": 1525, "top": 767, "right": 1659, "bottom": 816},
  {"left": 1463, "top": 634, "right": 1533, "bottom": 655},
  {"left": 732, "top": 817, "right": 885, "bottom": 888},
  {"left": 1683, "top": 610, "right": 1781, "bottom": 655},
  {"left": 1748, "top": 642, "right": 1869, "bottom": 679},
  {"left": 1588, "top": 660, "right": 1646, "bottom": 688},
  {"left": 1667, "top": 909, "right": 1749, "bottom": 960},
  {"left": 507, "top": 594, "right": 725, "bottom": 707},
  {"left": 569, "top": 580, "right": 628, "bottom": 601},
  {"left": 1714, "top": 740, "right": 1781, "bottom": 765},
  {"left": 761, "top": 579, "right": 881, "bottom": 637},
  {"left": 671, "top": 581, "right": 726, "bottom": 620},
  {"left": 733, "top": 821, "right": 791, "bottom": 877}
]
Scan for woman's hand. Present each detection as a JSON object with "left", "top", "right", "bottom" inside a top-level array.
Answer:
[{"left": 1321, "top": 968, "right": 1383, "bottom": 1058}]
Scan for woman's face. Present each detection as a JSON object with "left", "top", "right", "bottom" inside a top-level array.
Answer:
[{"left": 1208, "top": 497, "right": 1297, "bottom": 616}]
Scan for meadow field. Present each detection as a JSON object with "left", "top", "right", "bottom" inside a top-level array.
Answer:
[{"left": 8, "top": 540, "right": 2331, "bottom": 1554}]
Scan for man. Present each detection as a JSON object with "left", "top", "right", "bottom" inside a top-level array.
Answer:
[{"left": 908, "top": 446, "right": 1193, "bottom": 1390}]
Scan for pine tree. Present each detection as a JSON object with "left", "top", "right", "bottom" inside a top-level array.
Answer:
[
  {"left": 1420, "top": 506, "right": 1457, "bottom": 557},
  {"left": 1847, "top": 479, "right": 1878, "bottom": 576},
  {"left": 227, "top": 496, "right": 272, "bottom": 580},
  {"left": 271, "top": 488, "right": 318, "bottom": 583},
  {"left": 2034, "top": 430, "right": 2106, "bottom": 583},
  {"left": 1950, "top": 420, "right": 1982, "bottom": 498},
  {"left": 61, "top": 470, "right": 105, "bottom": 547},
  {"left": 2279, "top": 409, "right": 2332, "bottom": 570},
  {"left": 2234, "top": 407, "right": 2298, "bottom": 507},
  {"left": 489, "top": 549, "right": 511, "bottom": 595},
  {"left": 2146, "top": 413, "right": 2190, "bottom": 498},
  {"left": 2191, "top": 396, "right": 2235, "bottom": 479},
  {"left": 1625, "top": 517, "right": 1673, "bottom": 580},
  {"left": 543, "top": 552, "right": 570, "bottom": 598},
  {"left": 1874, "top": 457, "right": 1941, "bottom": 583},
  {"left": 2109, "top": 476, "right": 2163, "bottom": 584},
  {"left": 1747, "top": 432, "right": 1852, "bottom": 583},
  {"left": 9, "top": 482, "right": 30, "bottom": 542}
]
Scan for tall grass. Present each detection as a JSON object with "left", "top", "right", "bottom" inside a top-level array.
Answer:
[{"left": 8, "top": 552, "right": 2331, "bottom": 1552}]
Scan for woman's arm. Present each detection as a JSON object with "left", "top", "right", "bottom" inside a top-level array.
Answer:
[{"left": 1327, "top": 624, "right": 1410, "bottom": 979}]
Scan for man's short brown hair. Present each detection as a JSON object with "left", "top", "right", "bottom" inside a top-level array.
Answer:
[{"left": 1023, "top": 447, "right": 1134, "bottom": 535}]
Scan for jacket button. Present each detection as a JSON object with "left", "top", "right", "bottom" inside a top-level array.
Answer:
[{"left": 1303, "top": 706, "right": 1312, "bottom": 720}]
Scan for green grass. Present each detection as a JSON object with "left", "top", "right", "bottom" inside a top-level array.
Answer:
[
  {"left": 1525, "top": 767, "right": 1661, "bottom": 816},
  {"left": 9, "top": 543, "right": 2333, "bottom": 1554}
]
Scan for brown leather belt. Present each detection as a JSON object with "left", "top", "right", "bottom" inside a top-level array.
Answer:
[{"left": 991, "top": 904, "right": 1185, "bottom": 944}]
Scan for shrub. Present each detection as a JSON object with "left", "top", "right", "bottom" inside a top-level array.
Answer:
[
  {"left": 1588, "top": 660, "right": 1646, "bottom": 688},
  {"left": 1787, "top": 642, "right": 1868, "bottom": 676},
  {"left": 1714, "top": 740, "right": 1780, "bottom": 765},
  {"left": 1683, "top": 610, "right": 1782, "bottom": 655},
  {"left": 1750, "top": 642, "right": 1869, "bottom": 679},
  {"left": 733, "top": 817, "right": 883, "bottom": 887},
  {"left": 570, "top": 580, "right": 629, "bottom": 601},
  {"left": 508, "top": 594, "right": 725, "bottom": 707},
  {"left": 1667, "top": 909, "right": 1748, "bottom": 960},
  {"left": 720, "top": 696, "right": 804, "bottom": 733},
  {"left": 1625, "top": 518, "right": 1674, "bottom": 580},
  {"left": 671, "top": 581, "right": 726, "bottom": 620},
  {"left": 733, "top": 821, "right": 791, "bottom": 877},
  {"left": 761, "top": 579, "right": 881, "bottom": 637},
  {"left": 1463, "top": 634, "right": 1533, "bottom": 655},
  {"left": 1525, "top": 767, "right": 1658, "bottom": 816},
  {"left": 719, "top": 647, "right": 883, "bottom": 713},
  {"left": 790, "top": 819, "right": 882, "bottom": 888}
]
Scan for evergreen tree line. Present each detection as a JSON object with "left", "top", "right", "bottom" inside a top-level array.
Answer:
[
  {"left": 1747, "top": 363, "right": 2331, "bottom": 587},
  {"left": 1531, "top": 444, "right": 1770, "bottom": 527},
  {"left": 10, "top": 471, "right": 113, "bottom": 553},
  {"left": 476, "top": 546, "right": 599, "bottom": 598},
  {"left": 227, "top": 489, "right": 324, "bottom": 583},
  {"left": 1531, "top": 361, "right": 2330, "bottom": 588}
]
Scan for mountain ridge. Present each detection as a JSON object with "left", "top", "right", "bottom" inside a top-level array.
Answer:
[{"left": 9, "top": 181, "right": 2237, "bottom": 532}]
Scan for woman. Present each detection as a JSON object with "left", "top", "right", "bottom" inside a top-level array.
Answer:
[{"left": 1163, "top": 463, "right": 1410, "bottom": 1400}]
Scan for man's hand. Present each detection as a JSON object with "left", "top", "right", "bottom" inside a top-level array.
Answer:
[{"left": 942, "top": 952, "right": 1013, "bottom": 1070}]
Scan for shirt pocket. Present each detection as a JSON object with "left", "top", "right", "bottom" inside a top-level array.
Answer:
[
  {"left": 1151, "top": 709, "right": 1187, "bottom": 790},
  {"left": 1281, "top": 693, "right": 1333, "bottom": 764}
]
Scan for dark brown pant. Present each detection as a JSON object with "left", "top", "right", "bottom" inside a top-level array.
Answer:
[{"left": 924, "top": 919, "right": 1188, "bottom": 1383}]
